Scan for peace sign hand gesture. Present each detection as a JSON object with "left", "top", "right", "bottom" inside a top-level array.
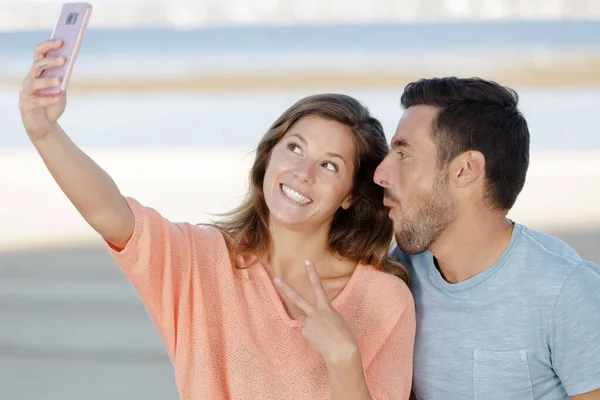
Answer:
[{"left": 274, "top": 260, "right": 360, "bottom": 366}]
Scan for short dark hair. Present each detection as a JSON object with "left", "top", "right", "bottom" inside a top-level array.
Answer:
[{"left": 400, "top": 77, "right": 530, "bottom": 210}]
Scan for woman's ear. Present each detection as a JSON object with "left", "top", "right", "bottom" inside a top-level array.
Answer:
[{"left": 341, "top": 195, "right": 354, "bottom": 210}]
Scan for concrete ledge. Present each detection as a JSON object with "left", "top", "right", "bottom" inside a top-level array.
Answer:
[{"left": 1, "top": 148, "right": 599, "bottom": 252}]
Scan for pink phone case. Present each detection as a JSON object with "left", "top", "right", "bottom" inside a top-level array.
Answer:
[{"left": 37, "top": 2, "right": 93, "bottom": 97}]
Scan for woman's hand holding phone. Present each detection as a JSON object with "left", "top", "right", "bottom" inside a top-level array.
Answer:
[{"left": 19, "top": 40, "right": 67, "bottom": 142}]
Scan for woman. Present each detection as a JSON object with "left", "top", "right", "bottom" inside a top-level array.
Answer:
[{"left": 19, "top": 40, "right": 415, "bottom": 400}]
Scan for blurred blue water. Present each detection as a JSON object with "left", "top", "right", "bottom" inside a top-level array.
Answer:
[
  {"left": 2, "top": 20, "right": 600, "bottom": 76},
  {"left": 4, "top": 20, "right": 600, "bottom": 54}
]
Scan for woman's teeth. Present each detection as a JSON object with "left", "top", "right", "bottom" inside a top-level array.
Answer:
[{"left": 281, "top": 185, "right": 312, "bottom": 204}]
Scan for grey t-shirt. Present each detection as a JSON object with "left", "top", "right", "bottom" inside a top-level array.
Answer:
[{"left": 392, "top": 223, "right": 600, "bottom": 400}]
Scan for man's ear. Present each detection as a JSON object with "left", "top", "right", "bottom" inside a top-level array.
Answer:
[{"left": 449, "top": 150, "right": 486, "bottom": 188}]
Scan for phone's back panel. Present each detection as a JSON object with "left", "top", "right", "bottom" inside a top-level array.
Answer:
[{"left": 39, "top": 2, "right": 92, "bottom": 95}]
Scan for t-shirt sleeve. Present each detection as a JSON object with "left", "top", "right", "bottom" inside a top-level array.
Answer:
[
  {"left": 106, "top": 196, "right": 223, "bottom": 363},
  {"left": 365, "top": 289, "right": 416, "bottom": 400},
  {"left": 548, "top": 261, "right": 600, "bottom": 396}
]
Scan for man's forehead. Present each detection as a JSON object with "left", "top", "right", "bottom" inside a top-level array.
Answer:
[
  {"left": 390, "top": 109, "right": 440, "bottom": 155},
  {"left": 392, "top": 105, "right": 437, "bottom": 146}
]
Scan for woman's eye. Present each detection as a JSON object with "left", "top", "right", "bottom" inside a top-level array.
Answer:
[
  {"left": 323, "top": 162, "right": 338, "bottom": 172},
  {"left": 288, "top": 143, "right": 301, "bottom": 154}
]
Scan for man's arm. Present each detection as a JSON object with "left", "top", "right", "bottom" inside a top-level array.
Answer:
[{"left": 549, "top": 261, "right": 600, "bottom": 398}]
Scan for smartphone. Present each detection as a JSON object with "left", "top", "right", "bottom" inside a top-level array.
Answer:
[{"left": 37, "top": 2, "right": 93, "bottom": 97}]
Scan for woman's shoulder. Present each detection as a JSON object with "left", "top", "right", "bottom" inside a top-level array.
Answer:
[
  {"left": 348, "top": 264, "right": 415, "bottom": 360},
  {"left": 124, "top": 196, "right": 232, "bottom": 255},
  {"left": 357, "top": 263, "right": 415, "bottom": 313}
]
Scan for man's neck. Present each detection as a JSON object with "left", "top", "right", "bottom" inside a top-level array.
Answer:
[{"left": 430, "top": 212, "right": 515, "bottom": 284}]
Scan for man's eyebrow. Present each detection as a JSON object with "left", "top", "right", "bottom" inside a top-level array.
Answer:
[{"left": 392, "top": 139, "right": 412, "bottom": 149}]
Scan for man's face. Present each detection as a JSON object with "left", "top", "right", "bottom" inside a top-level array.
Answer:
[{"left": 374, "top": 105, "right": 456, "bottom": 254}]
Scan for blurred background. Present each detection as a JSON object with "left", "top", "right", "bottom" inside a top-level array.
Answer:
[{"left": 1, "top": 0, "right": 599, "bottom": 398}]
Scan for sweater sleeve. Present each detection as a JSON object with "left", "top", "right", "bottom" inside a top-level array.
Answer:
[
  {"left": 365, "top": 291, "right": 416, "bottom": 400},
  {"left": 105, "top": 197, "right": 224, "bottom": 363}
]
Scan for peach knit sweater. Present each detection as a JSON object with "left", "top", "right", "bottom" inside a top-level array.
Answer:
[{"left": 107, "top": 197, "right": 415, "bottom": 399}]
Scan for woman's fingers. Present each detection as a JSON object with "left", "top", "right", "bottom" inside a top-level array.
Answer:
[
  {"left": 23, "top": 56, "right": 65, "bottom": 88},
  {"left": 274, "top": 277, "right": 314, "bottom": 315},
  {"left": 21, "top": 77, "right": 61, "bottom": 99},
  {"left": 304, "top": 260, "right": 329, "bottom": 305},
  {"left": 33, "top": 40, "right": 62, "bottom": 61}
]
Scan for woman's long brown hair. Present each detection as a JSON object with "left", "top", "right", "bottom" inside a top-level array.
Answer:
[{"left": 206, "top": 93, "right": 409, "bottom": 284}]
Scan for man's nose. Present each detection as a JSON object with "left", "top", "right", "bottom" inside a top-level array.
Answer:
[{"left": 373, "top": 161, "right": 389, "bottom": 188}]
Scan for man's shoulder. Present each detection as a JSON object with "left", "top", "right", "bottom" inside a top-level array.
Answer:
[
  {"left": 389, "top": 224, "right": 599, "bottom": 289},
  {"left": 514, "top": 223, "right": 599, "bottom": 279},
  {"left": 517, "top": 224, "right": 583, "bottom": 262},
  {"left": 516, "top": 226, "right": 600, "bottom": 313}
]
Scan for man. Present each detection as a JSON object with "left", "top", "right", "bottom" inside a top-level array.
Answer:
[{"left": 375, "top": 77, "right": 600, "bottom": 399}]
